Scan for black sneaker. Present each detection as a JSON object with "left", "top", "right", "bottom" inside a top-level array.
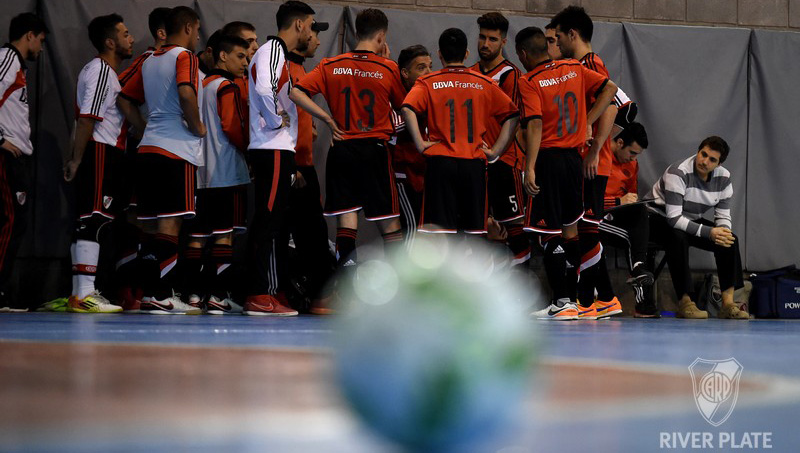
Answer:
[
  {"left": 627, "top": 262, "right": 654, "bottom": 286},
  {"left": 634, "top": 297, "right": 660, "bottom": 318}
]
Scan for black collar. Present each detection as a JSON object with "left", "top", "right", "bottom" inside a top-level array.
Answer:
[
  {"left": 286, "top": 51, "right": 305, "bottom": 64},
  {"left": 532, "top": 58, "right": 553, "bottom": 69},
  {"left": 3, "top": 43, "right": 26, "bottom": 70},
  {"left": 206, "top": 68, "right": 235, "bottom": 80},
  {"left": 267, "top": 36, "right": 288, "bottom": 55},
  {"left": 352, "top": 49, "right": 376, "bottom": 55}
]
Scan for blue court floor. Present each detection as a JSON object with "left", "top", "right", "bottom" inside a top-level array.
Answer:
[{"left": 1, "top": 313, "right": 799, "bottom": 452}]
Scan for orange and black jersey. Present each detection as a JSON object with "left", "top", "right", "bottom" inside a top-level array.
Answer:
[
  {"left": 604, "top": 153, "right": 638, "bottom": 210},
  {"left": 579, "top": 52, "right": 616, "bottom": 176},
  {"left": 295, "top": 50, "right": 405, "bottom": 141},
  {"left": 518, "top": 59, "right": 608, "bottom": 150},
  {"left": 470, "top": 59, "right": 525, "bottom": 170},
  {"left": 287, "top": 51, "right": 313, "bottom": 166},
  {"left": 204, "top": 70, "right": 248, "bottom": 152},
  {"left": 402, "top": 66, "right": 518, "bottom": 160}
]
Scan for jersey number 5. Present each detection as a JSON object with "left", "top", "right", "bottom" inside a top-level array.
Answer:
[
  {"left": 446, "top": 98, "right": 473, "bottom": 143},
  {"left": 342, "top": 87, "right": 375, "bottom": 131},
  {"left": 553, "top": 91, "right": 578, "bottom": 137}
]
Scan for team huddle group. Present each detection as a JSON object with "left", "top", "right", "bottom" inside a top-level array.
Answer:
[{"left": 0, "top": 3, "right": 750, "bottom": 320}]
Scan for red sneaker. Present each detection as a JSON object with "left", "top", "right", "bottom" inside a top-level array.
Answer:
[
  {"left": 244, "top": 294, "right": 298, "bottom": 316},
  {"left": 117, "top": 286, "right": 142, "bottom": 312},
  {"left": 310, "top": 294, "right": 335, "bottom": 315}
]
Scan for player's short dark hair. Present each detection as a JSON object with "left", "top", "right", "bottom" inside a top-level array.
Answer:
[
  {"left": 222, "top": 21, "right": 256, "bottom": 38},
  {"left": 477, "top": 12, "right": 509, "bottom": 37},
  {"left": 550, "top": 5, "right": 593, "bottom": 42},
  {"left": 698, "top": 136, "right": 730, "bottom": 163},
  {"left": 88, "top": 14, "right": 124, "bottom": 53},
  {"left": 205, "top": 30, "right": 222, "bottom": 52},
  {"left": 356, "top": 8, "right": 389, "bottom": 41},
  {"left": 398, "top": 45, "right": 430, "bottom": 71},
  {"left": 617, "top": 122, "right": 648, "bottom": 149},
  {"left": 212, "top": 35, "right": 249, "bottom": 63},
  {"left": 165, "top": 6, "right": 199, "bottom": 36},
  {"left": 544, "top": 22, "right": 555, "bottom": 31},
  {"left": 514, "top": 26, "right": 547, "bottom": 56},
  {"left": 438, "top": 28, "right": 468, "bottom": 64},
  {"left": 9, "top": 12, "right": 48, "bottom": 42},
  {"left": 148, "top": 7, "right": 171, "bottom": 40},
  {"left": 276, "top": 1, "right": 315, "bottom": 31}
]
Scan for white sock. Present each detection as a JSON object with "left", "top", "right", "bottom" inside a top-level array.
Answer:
[{"left": 72, "top": 240, "right": 100, "bottom": 299}]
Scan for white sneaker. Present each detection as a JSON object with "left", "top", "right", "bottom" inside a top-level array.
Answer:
[
  {"left": 206, "top": 294, "right": 244, "bottom": 315},
  {"left": 532, "top": 299, "right": 579, "bottom": 321},
  {"left": 67, "top": 291, "right": 123, "bottom": 313},
  {"left": 140, "top": 293, "right": 202, "bottom": 315},
  {"left": 187, "top": 294, "right": 204, "bottom": 310}
]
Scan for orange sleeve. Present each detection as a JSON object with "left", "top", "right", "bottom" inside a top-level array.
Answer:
[
  {"left": 388, "top": 64, "right": 407, "bottom": 109},
  {"left": 631, "top": 160, "right": 639, "bottom": 195},
  {"left": 401, "top": 79, "right": 428, "bottom": 116},
  {"left": 176, "top": 51, "right": 199, "bottom": 94},
  {"left": 499, "top": 67, "right": 521, "bottom": 106},
  {"left": 580, "top": 65, "right": 608, "bottom": 101},
  {"left": 490, "top": 83, "right": 519, "bottom": 124},
  {"left": 217, "top": 81, "right": 247, "bottom": 152},
  {"left": 119, "top": 67, "right": 145, "bottom": 105},
  {"left": 295, "top": 63, "right": 325, "bottom": 97},
  {"left": 518, "top": 77, "right": 542, "bottom": 127}
]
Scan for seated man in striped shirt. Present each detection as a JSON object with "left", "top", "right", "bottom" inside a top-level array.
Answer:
[{"left": 647, "top": 136, "right": 748, "bottom": 319}]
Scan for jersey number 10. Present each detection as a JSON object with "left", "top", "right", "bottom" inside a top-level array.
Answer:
[{"left": 554, "top": 91, "right": 578, "bottom": 137}]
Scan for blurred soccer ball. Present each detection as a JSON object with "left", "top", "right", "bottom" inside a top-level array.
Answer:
[{"left": 333, "top": 237, "right": 538, "bottom": 451}]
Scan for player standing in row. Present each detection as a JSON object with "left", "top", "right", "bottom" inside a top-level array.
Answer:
[
  {"left": 291, "top": 8, "right": 405, "bottom": 281},
  {"left": 0, "top": 13, "right": 48, "bottom": 312},
  {"left": 470, "top": 13, "right": 531, "bottom": 268},
  {"left": 63, "top": 14, "right": 134, "bottom": 313},
  {"left": 181, "top": 36, "right": 250, "bottom": 314},
  {"left": 286, "top": 21, "right": 335, "bottom": 313},
  {"left": 516, "top": 26, "right": 618, "bottom": 320},
  {"left": 550, "top": 6, "right": 623, "bottom": 319},
  {"left": 121, "top": 6, "right": 206, "bottom": 314},
  {"left": 402, "top": 28, "right": 519, "bottom": 236},
  {"left": 245, "top": 1, "right": 316, "bottom": 316},
  {"left": 389, "top": 45, "right": 432, "bottom": 247}
]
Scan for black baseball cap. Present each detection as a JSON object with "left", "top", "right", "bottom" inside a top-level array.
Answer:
[{"left": 311, "top": 20, "right": 329, "bottom": 32}]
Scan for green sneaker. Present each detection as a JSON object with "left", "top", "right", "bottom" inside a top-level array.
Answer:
[{"left": 37, "top": 297, "right": 69, "bottom": 312}]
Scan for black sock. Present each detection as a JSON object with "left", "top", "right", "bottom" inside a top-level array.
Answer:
[
  {"left": 564, "top": 235, "right": 581, "bottom": 303},
  {"left": 507, "top": 225, "right": 531, "bottom": 267},
  {"left": 381, "top": 229, "right": 404, "bottom": 258},
  {"left": 210, "top": 243, "right": 234, "bottom": 298},
  {"left": 336, "top": 228, "right": 357, "bottom": 266},
  {"left": 541, "top": 234, "right": 566, "bottom": 301}
]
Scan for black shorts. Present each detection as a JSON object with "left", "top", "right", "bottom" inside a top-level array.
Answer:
[
  {"left": 582, "top": 175, "right": 609, "bottom": 223},
  {"left": 487, "top": 160, "right": 525, "bottom": 223},
  {"left": 419, "top": 156, "right": 487, "bottom": 234},
  {"left": 324, "top": 139, "right": 399, "bottom": 221},
  {"left": 524, "top": 148, "right": 583, "bottom": 234},
  {"left": 76, "top": 141, "right": 125, "bottom": 220},
  {"left": 186, "top": 185, "right": 247, "bottom": 238},
  {"left": 135, "top": 152, "right": 196, "bottom": 220},
  {"left": 121, "top": 137, "right": 140, "bottom": 210}
]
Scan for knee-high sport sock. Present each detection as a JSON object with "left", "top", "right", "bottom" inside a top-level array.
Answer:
[
  {"left": 71, "top": 239, "right": 100, "bottom": 299},
  {"left": 210, "top": 243, "right": 234, "bottom": 298},
  {"left": 113, "top": 221, "right": 141, "bottom": 287},
  {"left": 181, "top": 246, "right": 203, "bottom": 298},
  {"left": 141, "top": 233, "right": 179, "bottom": 300},
  {"left": 594, "top": 254, "right": 616, "bottom": 302},
  {"left": 578, "top": 222, "right": 602, "bottom": 306},
  {"left": 541, "top": 234, "right": 566, "bottom": 301},
  {"left": 381, "top": 229, "right": 404, "bottom": 258},
  {"left": 507, "top": 225, "right": 531, "bottom": 267},
  {"left": 563, "top": 235, "right": 581, "bottom": 303},
  {"left": 335, "top": 228, "right": 358, "bottom": 266}
]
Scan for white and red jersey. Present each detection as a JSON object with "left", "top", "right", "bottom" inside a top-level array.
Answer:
[
  {"left": 198, "top": 70, "right": 250, "bottom": 189},
  {"left": 119, "top": 47, "right": 155, "bottom": 121},
  {"left": 75, "top": 57, "right": 127, "bottom": 149},
  {"left": 0, "top": 44, "right": 32, "bottom": 155},
  {"left": 136, "top": 44, "right": 204, "bottom": 166},
  {"left": 248, "top": 36, "right": 296, "bottom": 152}
]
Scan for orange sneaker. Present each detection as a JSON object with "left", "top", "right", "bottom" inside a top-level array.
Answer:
[
  {"left": 243, "top": 294, "right": 298, "bottom": 317},
  {"left": 577, "top": 303, "right": 598, "bottom": 320},
  {"left": 310, "top": 293, "right": 335, "bottom": 315},
  {"left": 595, "top": 297, "right": 622, "bottom": 319}
]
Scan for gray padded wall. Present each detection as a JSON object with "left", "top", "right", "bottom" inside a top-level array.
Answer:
[
  {"left": 746, "top": 30, "right": 800, "bottom": 270},
  {"left": 621, "top": 23, "right": 752, "bottom": 269}
]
